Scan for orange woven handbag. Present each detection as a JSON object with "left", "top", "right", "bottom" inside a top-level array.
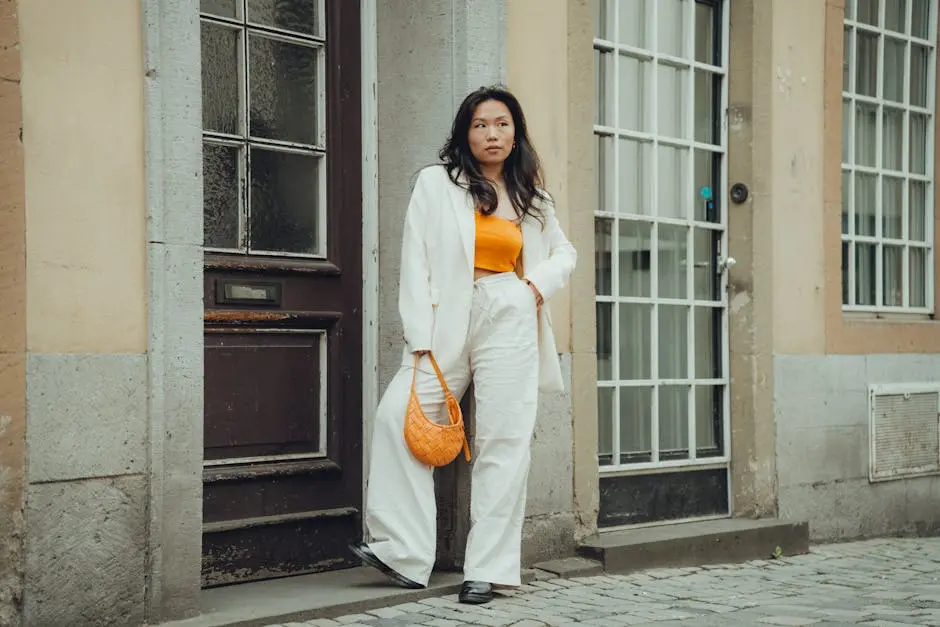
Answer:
[{"left": 403, "top": 353, "right": 471, "bottom": 467}]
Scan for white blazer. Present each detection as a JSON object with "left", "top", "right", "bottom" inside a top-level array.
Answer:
[{"left": 398, "top": 165, "right": 577, "bottom": 392}]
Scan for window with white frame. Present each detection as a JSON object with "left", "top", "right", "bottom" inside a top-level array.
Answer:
[
  {"left": 200, "top": 0, "right": 327, "bottom": 258},
  {"left": 842, "top": 0, "right": 936, "bottom": 311}
]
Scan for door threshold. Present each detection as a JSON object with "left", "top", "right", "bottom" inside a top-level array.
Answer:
[
  {"left": 157, "top": 568, "right": 465, "bottom": 627},
  {"left": 599, "top": 513, "right": 731, "bottom": 534}
]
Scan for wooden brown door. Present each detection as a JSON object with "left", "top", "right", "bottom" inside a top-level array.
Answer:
[{"left": 198, "top": 0, "right": 362, "bottom": 586}]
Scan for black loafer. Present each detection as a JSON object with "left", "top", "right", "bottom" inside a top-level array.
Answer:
[
  {"left": 458, "top": 580, "right": 493, "bottom": 604},
  {"left": 348, "top": 542, "right": 425, "bottom": 589}
]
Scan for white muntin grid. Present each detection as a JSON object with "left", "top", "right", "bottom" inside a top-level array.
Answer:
[
  {"left": 842, "top": 0, "right": 937, "bottom": 312},
  {"left": 593, "top": 0, "right": 731, "bottom": 473},
  {"left": 200, "top": 0, "right": 328, "bottom": 259}
]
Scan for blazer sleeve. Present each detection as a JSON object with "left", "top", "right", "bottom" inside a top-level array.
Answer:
[
  {"left": 523, "top": 196, "right": 577, "bottom": 302},
  {"left": 398, "top": 169, "right": 435, "bottom": 353}
]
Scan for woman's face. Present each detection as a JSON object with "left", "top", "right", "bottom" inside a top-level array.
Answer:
[{"left": 467, "top": 99, "right": 515, "bottom": 171}]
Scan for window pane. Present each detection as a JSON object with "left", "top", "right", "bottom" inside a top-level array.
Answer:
[
  {"left": 884, "top": 38, "right": 905, "bottom": 103},
  {"left": 911, "top": 247, "right": 928, "bottom": 307},
  {"left": 597, "top": 387, "right": 614, "bottom": 465},
  {"left": 595, "top": 49, "right": 615, "bottom": 126},
  {"left": 659, "top": 385, "right": 689, "bottom": 460},
  {"left": 911, "top": 45, "right": 930, "bottom": 107},
  {"left": 856, "top": 242, "right": 877, "bottom": 305},
  {"left": 885, "top": 0, "right": 907, "bottom": 32},
  {"left": 248, "top": 0, "right": 321, "bottom": 37},
  {"left": 619, "top": 55, "right": 651, "bottom": 131},
  {"left": 203, "top": 143, "right": 240, "bottom": 249},
  {"left": 620, "top": 304, "right": 652, "bottom": 379},
  {"left": 855, "top": 172, "right": 877, "bottom": 235},
  {"left": 657, "top": 0, "right": 686, "bottom": 58},
  {"left": 912, "top": 0, "right": 931, "bottom": 39},
  {"left": 842, "top": 99, "right": 852, "bottom": 162},
  {"left": 202, "top": 0, "right": 237, "bottom": 18},
  {"left": 694, "top": 70, "right": 717, "bottom": 144},
  {"left": 658, "top": 145, "right": 688, "bottom": 219},
  {"left": 618, "top": 220, "right": 652, "bottom": 297},
  {"left": 856, "top": 32, "right": 878, "bottom": 97},
  {"left": 842, "top": 169, "right": 852, "bottom": 234},
  {"left": 695, "top": 385, "right": 723, "bottom": 456},
  {"left": 695, "top": 2, "right": 715, "bottom": 64},
  {"left": 842, "top": 240, "right": 850, "bottom": 304},
  {"left": 597, "top": 134, "right": 615, "bottom": 211},
  {"left": 618, "top": 0, "right": 648, "bottom": 48},
  {"left": 883, "top": 245, "right": 904, "bottom": 305},
  {"left": 694, "top": 150, "right": 719, "bottom": 222},
  {"left": 249, "top": 148, "right": 320, "bottom": 254},
  {"left": 857, "top": 0, "right": 879, "bottom": 26},
  {"left": 843, "top": 28, "right": 852, "bottom": 90},
  {"left": 694, "top": 307, "right": 721, "bottom": 378},
  {"left": 910, "top": 114, "right": 928, "bottom": 174},
  {"left": 657, "top": 63, "right": 688, "bottom": 139},
  {"left": 658, "top": 224, "right": 688, "bottom": 299},
  {"left": 596, "top": 302, "right": 614, "bottom": 380},
  {"left": 883, "top": 108, "right": 904, "bottom": 171},
  {"left": 620, "top": 386, "right": 652, "bottom": 463},
  {"left": 693, "top": 227, "right": 718, "bottom": 301},
  {"left": 855, "top": 102, "right": 877, "bottom": 166},
  {"left": 659, "top": 305, "right": 688, "bottom": 379},
  {"left": 910, "top": 180, "right": 928, "bottom": 240},
  {"left": 249, "top": 34, "right": 320, "bottom": 145},
  {"left": 883, "top": 176, "right": 904, "bottom": 238},
  {"left": 201, "top": 23, "right": 240, "bottom": 134},
  {"left": 619, "top": 137, "right": 652, "bottom": 215},
  {"left": 595, "top": 218, "right": 613, "bottom": 296}
]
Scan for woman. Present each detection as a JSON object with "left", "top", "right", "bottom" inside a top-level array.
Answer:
[{"left": 349, "top": 86, "right": 576, "bottom": 605}]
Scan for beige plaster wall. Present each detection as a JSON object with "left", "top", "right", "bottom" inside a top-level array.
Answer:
[
  {"left": 506, "top": 0, "right": 598, "bottom": 538},
  {"left": 0, "top": 2, "right": 26, "bottom": 622},
  {"left": 19, "top": 0, "right": 146, "bottom": 354}
]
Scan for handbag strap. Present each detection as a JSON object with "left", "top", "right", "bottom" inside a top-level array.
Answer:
[{"left": 411, "top": 352, "right": 453, "bottom": 398}]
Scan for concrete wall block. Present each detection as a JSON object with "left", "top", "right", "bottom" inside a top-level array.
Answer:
[
  {"left": 776, "top": 424, "right": 868, "bottom": 488},
  {"left": 865, "top": 353, "right": 940, "bottom": 384},
  {"left": 527, "top": 353, "right": 575, "bottom": 516},
  {"left": 522, "top": 511, "right": 577, "bottom": 566},
  {"left": 25, "top": 475, "right": 147, "bottom": 627},
  {"left": 774, "top": 354, "right": 868, "bottom": 428},
  {"left": 26, "top": 353, "right": 147, "bottom": 483}
]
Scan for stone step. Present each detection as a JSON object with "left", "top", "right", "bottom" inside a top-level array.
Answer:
[{"left": 577, "top": 517, "right": 810, "bottom": 574}]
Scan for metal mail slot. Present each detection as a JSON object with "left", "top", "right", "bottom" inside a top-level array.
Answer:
[{"left": 216, "top": 280, "right": 282, "bottom": 306}]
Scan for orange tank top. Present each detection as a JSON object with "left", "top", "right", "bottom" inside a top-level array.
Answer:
[{"left": 474, "top": 212, "right": 523, "bottom": 273}]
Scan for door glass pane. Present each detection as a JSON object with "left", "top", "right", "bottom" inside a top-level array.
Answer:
[
  {"left": 596, "top": 50, "right": 615, "bottom": 126},
  {"left": 597, "top": 387, "right": 614, "bottom": 465},
  {"left": 856, "top": 242, "right": 877, "bottom": 305},
  {"left": 911, "top": 45, "right": 930, "bottom": 106},
  {"left": 883, "top": 108, "right": 904, "bottom": 171},
  {"left": 620, "top": 304, "right": 652, "bottom": 379},
  {"left": 842, "top": 169, "right": 852, "bottom": 234},
  {"left": 855, "top": 102, "right": 877, "bottom": 166},
  {"left": 249, "top": 148, "right": 320, "bottom": 254},
  {"left": 658, "top": 224, "right": 688, "bottom": 298},
  {"left": 618, "top": 0, "right": 648, "bottom": 48},
  {"left": 595, "top": 218, "right": 613, "bottom": 296},
  {"left": 202, "top": 0, "right": 237, "bottom": 18},
  {"left": 249, "top": 34, "right": 320, "bottom": 145},
  {"left": 885, "top": 0, "right": 907, "bottom": 32},
  {"left": 658, "top": 145, "right": 687, "bottom": 219},
  {"left": 694, "top": 70, "right": 717, "bottom": 144},
  {"left": 695, "top": 385, "right": 723, "bottom": 456},
  {"left": 619, "top": 138, "right": 652, "bottom": 215},
  {"left": 203, "top": 143, "right": 241, "bottom": 249},
  {"left": 694, "top": 150, "right": 719, "bottom": 222},
  {"left": 884, "top": 38, "right": 905, "bottom": 103},
  {"left": 693, "top": 227, "right": 718, "bottom": 300},
  {"left": 912, "top": 0, "right": 930, "bottom": 39},
  {"left": 910, "top": 114, "right": 928, "bottom": 174},
  {"left": 596, "top": 302, "right": 614, "bottom": 380},
  {"left": 619, "top": 220, "right": 652, "bottom": 297},
  {"left": 694, "top": 1, "right": 715, "bottom": 64},
  {"left": 910, "top": 248, "right": 927, "bottom": 307},
  {"left": 598, "top": 134, "right": 615, "bottom": 211},
  {"left": 619, "top": 54, "right": 651, "bottom": 131},
  {"left": 910, "top": 181, "right": 927, "bottom": 240},
  {"left": 658, "top": 305, "right": 688, "bottom": 378},
  {"left": 694, "top": 307, "right": 721, "bottom": 378},
  {"left": 659, "top": 385, "right": 689, "bottom": 460},
  {"left": 201, "top": 23, "right": 240, "bottom": 134},
  {"left": 883, "top": 245, "right": 904, "bottom": 306},
  {"left": 657, "top": 0, "right": 686, "bottom": 58},
  {"left": 657, "top": 63, "right": 688, "bottom": 139},
  {"left": 843, "top": 28, "right": 852, "bottom": 90},
  {"left": 842, "top": 99, "right": 852, "bottom": 163},
  {"left": 883, "top": 176, "right": 903, "bottom": 238},
  {"left": 857, "top": 0, "right": 879, "bottom": 26},
  {"left": 842, "top": 240, "right": 850, "bottom": 304},
  {"left": 621, "top": 386, "right": 652, "bottom": 463},
  {"left": 855, "top": 173, "right": 877, "bottom": 236},
  {"left": 248, "top": 0, "right": 321, "bottom": 37},
  {"left": 856, "top": 32, "right": 878, "bottom": 97}
]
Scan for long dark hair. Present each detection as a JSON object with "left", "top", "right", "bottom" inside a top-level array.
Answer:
[{"left": 439, "top": 85, "right": 548, "bottom": 222}]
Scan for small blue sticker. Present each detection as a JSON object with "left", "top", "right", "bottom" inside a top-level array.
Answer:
[{"left": 700, "top": 186, "right": 713, "bottom": 200}]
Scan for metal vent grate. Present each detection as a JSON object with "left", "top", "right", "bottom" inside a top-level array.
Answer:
[{"left": 869, "top": 384, "right": 940, "bottom": 483}]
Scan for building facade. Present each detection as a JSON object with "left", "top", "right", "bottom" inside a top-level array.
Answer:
[{"left": 0, "top": 0, "right": 938, "bottom": 625}]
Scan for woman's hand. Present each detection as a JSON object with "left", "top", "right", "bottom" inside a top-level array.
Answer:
[{"left": 524, "top": 280, "right": 544, "bottom": 308}]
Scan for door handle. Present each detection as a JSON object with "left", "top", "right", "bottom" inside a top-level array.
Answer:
[{"left": 718, "top": 256, "right": 737, "bottom": 273}]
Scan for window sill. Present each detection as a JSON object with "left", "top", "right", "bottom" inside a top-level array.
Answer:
[{"left": 841, "top": 310, "right": 936, "bottom": 324}]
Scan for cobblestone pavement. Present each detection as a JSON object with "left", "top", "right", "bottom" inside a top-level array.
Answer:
[{"left": 287, "top": 537, "right": 940, "bottom": 626}]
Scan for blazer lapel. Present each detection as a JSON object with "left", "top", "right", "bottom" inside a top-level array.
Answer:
[
  {"left": 520, "top": 214, "right": 540, "bottom": 278},
  {"left": 451, "top": 173, "right": 476, "bottom": 270}
]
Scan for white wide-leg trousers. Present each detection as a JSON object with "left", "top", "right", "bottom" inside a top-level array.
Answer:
[{"left": 364, "top": 272, "right": 540, "bottom": 587}]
